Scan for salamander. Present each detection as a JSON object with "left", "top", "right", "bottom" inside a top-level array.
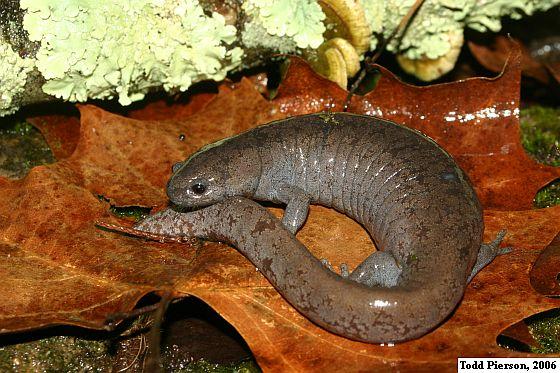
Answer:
[{"left": 134, "top": 112, "right": 507, "bottom": 343}]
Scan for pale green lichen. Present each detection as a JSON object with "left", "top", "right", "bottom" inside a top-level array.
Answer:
[
  {"left": 243, "top": 0, "right": 326, "bottom": 50},
  {"left": 362, "top": 0, "right": 560, "bottom": 60},
  {"left": 0, "top": 41, "right": 34, "bottom": 116},
  {"left": 20, "top": 0, "right": 244, "bottom": 106},
  {"left": 378, "top": 0, "right": 469, "bottom": 60},
  {"left": 362, "top": 0, "right": 385, "bottom": 51},
  {"left": 241, "top": 22, "right": 298, "bottom": 54},
  {"left": 468, "top": 0, "right": 560, "bottom": 32}
]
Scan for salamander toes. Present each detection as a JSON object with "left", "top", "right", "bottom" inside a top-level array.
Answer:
[
  {"left": 468, "top": 229, "right": 511, "bottom": 282},
  {"left": 348, "top": 251, "right": 402, "bottom": 288}
]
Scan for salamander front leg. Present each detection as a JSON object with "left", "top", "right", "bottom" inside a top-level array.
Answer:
[
  {"left": 468, "top": 230, "right": 511, "bottom": 283},
  {"left": 277, "top": 184, "right": 310, "bottom": 234},
  {"left": 320, "top": 259, "right": 351, "bottom": 277}
]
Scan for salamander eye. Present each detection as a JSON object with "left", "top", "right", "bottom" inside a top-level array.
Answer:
[
  {"left": 191, "top": 182, "right": 207, "bottom": 195},
  {"left": 172, "top": 162, "right": 183, "bottom": 173}
]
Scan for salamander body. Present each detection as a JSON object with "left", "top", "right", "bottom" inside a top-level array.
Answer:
[{"left": 136, "top": 113, "right": 505, "bottom": 343}]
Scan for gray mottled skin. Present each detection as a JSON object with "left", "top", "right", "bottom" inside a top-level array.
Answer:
[{"left": 135, "top": 113, "right": 507, "bottom": 343}]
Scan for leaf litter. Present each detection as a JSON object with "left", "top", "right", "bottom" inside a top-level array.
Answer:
[{"left": 0, "top": 42, "right": 558, "bottom": 371}]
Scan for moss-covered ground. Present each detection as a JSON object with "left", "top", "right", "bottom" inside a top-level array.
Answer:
[
  {"left": 0, "top": 335, "right": 112, "bottom": 372},
  {"left": 520, "top": 106, "right": 560, "bottom": 208},
  {"left": 528, "top": 309, "right": 560, "bottom": 354},
  {"left": 0, "top": 120, "right": 55, "bottom": 179}
]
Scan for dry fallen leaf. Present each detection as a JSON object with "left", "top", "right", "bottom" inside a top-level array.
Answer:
[
  {"left": 0, "top": 43, "right": 559, "bottom": 371},
  {"left": 468, "top": 35, "right": 553, "bottom": 84},
  {"left": 0, "top": 79, "right": 282, "bottom": 332},
  {"left": 530, "top": 232, "right": 560, "bottom": 297},
  {"left": 27, "top": 113, "right": 81, "bottom": 160}
]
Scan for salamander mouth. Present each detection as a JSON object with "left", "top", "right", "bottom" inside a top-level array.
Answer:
[{"left": 169, "top": 202, "right": 206, "bottom": 213}]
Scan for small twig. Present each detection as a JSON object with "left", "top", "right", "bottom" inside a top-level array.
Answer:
[
  {"left": 343, "top": 0, "right": 426, "bottom": 110},
  {"left": 115, "top": 334, "right": 146, "bottom": 373},
  {"left": 105, "top": 302, "right": 169, "bottom": 330},
  {"left": 96, "top": 220, "right": 198, "bottom": 245},
  {"left": 143, "top": 292, "right": 173, "bottom": 373}
]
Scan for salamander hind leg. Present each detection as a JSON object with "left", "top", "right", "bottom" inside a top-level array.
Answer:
[
  {"left": 348, "top": 251, "right": 402, "bottom": 288},
  {"left": 277, "top": 184, "right": 310, "bottom": 234},
  {"left": 468, "top": 230, "right": 511, "bottom": 283}
]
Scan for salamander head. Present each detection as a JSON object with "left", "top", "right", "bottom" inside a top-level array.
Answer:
[{"left": 167, "top": 138, "right": 261, "bottom": 208}]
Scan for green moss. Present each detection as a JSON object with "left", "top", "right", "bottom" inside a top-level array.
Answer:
[
  {"left": 0, "top": 329, "right": 260, "bottom": 372},
  {"left": 162, "top": 357, "right": 261, "bottom": 373},
  {"left": 0, "top": 120, "right": 55, "bottom": 179},
  {"left": 528, "top": 309, "right": 560, "bottom": 354},
  {"left": 520, "top": 106, "right": 560, "bottom": 208},
  {"left": 4, "top": 121, "right": 35, "bottom": 136},
  {"left": 21, "top": 0, "right": 243, "bottom": 106},
  {"left": 0, "top": 335, "right": 112, "bottom": 372},
  {"left": 96, "top": 195, "right": 151, "bottom": 221},
  {"left": 520, "top": 106, "right": 560, "bottom": 167},
  {"left": 109, "top": 205, "right": 151, "bottom": 221},
  {"left": 533, "top": 181, "right": 560, "bottom": 209}
]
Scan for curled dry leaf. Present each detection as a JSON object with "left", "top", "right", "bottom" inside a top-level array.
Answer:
[
  {"left": 530, "top": 232, "right": 560, "bottom": 297},
  {"left": 27, "top": 113, "right": 81, "bottom": 160},
  {"left": 0, "top": 42, "right": 559, "bottom": 371},
  {"left": 468, "top": 35, "right": 553, "bottom": 84},
  {"left": 546, "top": 61, "right": 560, "bottom": 83},
  {"left": 499, "top": 320, "right": 542, "bottom": 352}
]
